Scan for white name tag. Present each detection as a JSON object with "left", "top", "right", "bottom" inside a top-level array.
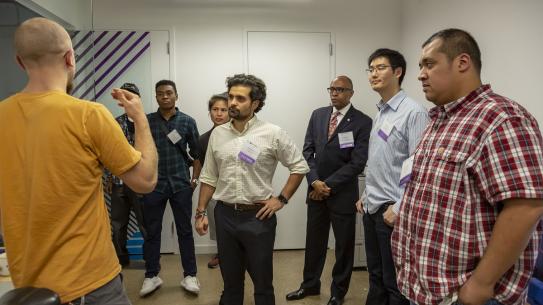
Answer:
[
  {"left": 238, "top": 140, "right": 260, "bottom": 164},
  {"left": 399, "top": 155, "right": 414, "bottom": 186},
  {"left": 338, "top": 131, "right": 355, "bottom": 148},
  {"left": 378, "top": 119, "right": 394, "bottom": 142},
  {"left": 167, "top": 129, "right": 182, "bottom": 144}
]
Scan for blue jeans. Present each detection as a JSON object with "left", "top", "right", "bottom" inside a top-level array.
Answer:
[
  {"left": 410, "top": 299, "right": 502, "bottom": 305},
  {"left": 142, "top": 186, "right": 196, "bottom": 278},
  {"left": 453, "top": 300, "right": 502, "bottom": 305}
]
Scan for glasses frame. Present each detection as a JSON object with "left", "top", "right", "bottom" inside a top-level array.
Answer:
[
  {"left": 365, "top": 64, "right": 393, "bottom": 74},
  {"left": 327, "top": 87, "right": 353, "bottom": 94}
]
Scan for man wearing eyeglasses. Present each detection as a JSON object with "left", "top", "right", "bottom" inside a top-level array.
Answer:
[
  {"left": 139, "top": 80, "right": 202, "bottom": 297},
  {"left": 286, "top": 76, "right": 372, "bottom": 305},
  {"left": 357, "top": 49, "right": 429, "bottom": 305}
]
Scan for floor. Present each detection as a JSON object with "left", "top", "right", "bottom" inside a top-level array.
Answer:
[{"left": 123, "top": 250, "right": 369, "bottom": 305}]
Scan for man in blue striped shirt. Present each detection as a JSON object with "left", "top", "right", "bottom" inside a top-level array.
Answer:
[{"left": 356, "top": 48, "right": 429, "bottom": 305}]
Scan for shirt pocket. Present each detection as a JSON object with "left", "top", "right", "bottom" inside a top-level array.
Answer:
[
  {"left": 432, "top": 149, "right": 469, "bottom": 206},
  {"left": 387, "top": 125, "right": 408, "bottom": 152}
]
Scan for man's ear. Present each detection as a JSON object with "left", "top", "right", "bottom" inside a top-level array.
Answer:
[
  {"left": 251, "top": 100, "right": 260, "bottom": 111},
  {"left": 457, "top": 53, "right": 471, "bottom": 73},
  {"left": 64, "top": 49, "right": 76, "bottom": 68},
  {"left": 394, "top": 67, "right": 403, "bottom": 79},
  {"left": 15, "top": 55, "right": 26, "bottom": 71}
]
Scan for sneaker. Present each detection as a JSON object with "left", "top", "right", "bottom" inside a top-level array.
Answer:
[
  {"left": 181, "top": 275, "right": 200, "bottom": 294},
  {"left": 139, "top": 276, "right": 163, "bottom": 297},
  {"left": 207, "top": 254, "right": 219, "bottom": 269}
]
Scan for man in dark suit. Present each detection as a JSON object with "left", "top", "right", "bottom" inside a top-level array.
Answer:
[{"left": 286, "top": 75, "right": 372, "bottom": 305}]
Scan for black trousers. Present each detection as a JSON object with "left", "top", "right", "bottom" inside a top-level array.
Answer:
[
  {"left": 363, "top": 203, "right": 409, "bottom": 305},
  {"left": 110, "top": 184, "right": 146, "bottom": 265},
  {"left": 215, "top": 203, "right": 277, "bottom": 305},
  {"left": 301, "top": 201, "right": 356, "bottom": 299}
]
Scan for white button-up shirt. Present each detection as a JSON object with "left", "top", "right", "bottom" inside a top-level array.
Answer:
[{"left": 200, "top": 116, "right": 309, "bottom": 204}]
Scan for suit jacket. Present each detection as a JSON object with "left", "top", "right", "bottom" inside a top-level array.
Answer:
[{"left": 303, "top": 104, "right": 372, "bottom": 214}]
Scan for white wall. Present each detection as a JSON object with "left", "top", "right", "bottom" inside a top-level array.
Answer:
[
  {"left": 92, "top": 0, "right": 402, "bottom": 252},
  {"left": 92, "top": 0, "right": 543, "bottom": 253},
  {"left": 399, "top": 0, "right": 543, "bottom": 124},
  {"left": 92, "top": 0, "right": 402, "bottom": 132}
]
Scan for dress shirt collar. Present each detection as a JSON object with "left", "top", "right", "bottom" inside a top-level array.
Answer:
[
  {"left": 332, "top": 102, "right": 351, "bottom": 116},
  {"left": 377, "top": 90, "right": 407, "bottom": 112},
  {"left": 228, "top": 115, "right": 259, "bottom": 135},
  {"left": 157, "top": 107, "right": 180, "bottom": 121},
  {"left": 429, "top": 84, "right": 491, "bottom": 120}
]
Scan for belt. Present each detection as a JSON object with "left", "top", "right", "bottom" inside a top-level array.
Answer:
[{"left": 218, "top": 200, "right": 263, "bottom": 211}]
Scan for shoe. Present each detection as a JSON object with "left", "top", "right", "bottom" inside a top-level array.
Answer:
[
  {"left": 326, "top": 296, "right": 344, "bottom": 305},
  {"left": 139, "top": 276, "right": 163, "bottom": 297},
  {"left": 181, "top": 275, "right": 200, "bottom": 294},
  {"left": 285, "top": 287, "right": 320, "bottom": 300},
  {"left": 207, "top": 254, "right": 219, "bottom": 269}
]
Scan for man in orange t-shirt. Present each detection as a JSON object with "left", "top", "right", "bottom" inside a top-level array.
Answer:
[{"left": 0, "top": 17, "right": 157, "bottom": 304}]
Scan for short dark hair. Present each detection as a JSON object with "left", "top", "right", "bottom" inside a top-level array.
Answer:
[
  {"left": 120, "top": 82, "right": 140, "bottom": 97},
  {"left": 208, "top": 92, "right": 228, "bottom": 111},
  {"left": 422, "top": 28, "right": 481, "bottom": 75},
  {"left": 155, "top": 79, "right": 178, "bottom": 95},
  {"left": 367, "top": 48, "right": 407, "bottom": 86},
  {"left": 226, "top": 74, "right": 267, "bottom": 113}
]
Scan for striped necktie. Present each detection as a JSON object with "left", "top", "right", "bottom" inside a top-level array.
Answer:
[{"left": 328, "top": 111, "right": 340, "bottom": 139}]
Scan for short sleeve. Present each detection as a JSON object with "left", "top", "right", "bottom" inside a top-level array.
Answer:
[
  {"left": 85, "top": 104, "right": 142, "bottom": 176},
  {"left": 471, "top": 116, "right": 543, "bottom": 204}
]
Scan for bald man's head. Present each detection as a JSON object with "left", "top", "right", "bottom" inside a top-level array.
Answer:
[
  {"left": 334, "top": 75, "right": 353, "bottom": 90},
  {"left": 15, "top": 17, "right": 72, "bottom": 65}
]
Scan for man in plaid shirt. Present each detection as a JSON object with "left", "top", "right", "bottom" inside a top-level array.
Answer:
[
  {"left": 139, "top": 80, "right": 202, "bottom": 297},
  {"left": 104, "top": 82, "right": 147, "bottom": 267},
  {"left": 391, "top": 28, "right": 543, "bottom": 305}
]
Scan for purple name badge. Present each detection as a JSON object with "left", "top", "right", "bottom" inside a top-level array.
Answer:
[
  {"left": 340, "top": 142, "right": 354, "bottom": 149},
  {"left": 378, "top": 129, "right": 389, "bottom": 141},
  {"left": 399, "top": 174, "right": 411, "bottom": 186},
  {"left": 238, "top": 151, "right": 256, "bottom": 164}
]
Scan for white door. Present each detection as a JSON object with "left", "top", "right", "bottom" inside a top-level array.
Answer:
[
  {"left": 71, "top": 30, "right": 177, "bottom": 253},
  {"left": 246, "top": 31, "right": 334, "bottom": 249}
]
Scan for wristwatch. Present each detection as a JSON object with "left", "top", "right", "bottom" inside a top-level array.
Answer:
[
  {"left": 191, "top": 178, "right": 199, "bottom": 186},
  {"left": 277, "top": 194, "right": 289, "bottom": 205}
]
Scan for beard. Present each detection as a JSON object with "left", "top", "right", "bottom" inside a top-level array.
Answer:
[
  {"left": 66, "top": 80, "right": 74, "bottom": 95},
  {"left": 229, "top": 108, "right": 252, "bottom": 121},
  {"left": 228, "top": 108, "right": 240, "bottom": 118},
  {"left": 66, "top": 70, "right": 75, "bottom": 95}
]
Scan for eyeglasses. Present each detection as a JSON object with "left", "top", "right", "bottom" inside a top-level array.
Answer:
[
  {"left": 365, "top": 65, "right": 392, "bottom": 74},
  {"left": 327, "top": 87, "right": 353, "bottom": 94}
]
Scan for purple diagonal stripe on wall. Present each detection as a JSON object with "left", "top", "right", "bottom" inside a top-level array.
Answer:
[
  {"left": 94, "top": 42, "right": 150, "bottom": 99},
  {"left": 76, "top": 31, "right": 108, "bottom": 63},
  {"left": 75, "top": 31, "right": 122, "bottom": 80},
  {"left": 81, "top": 32, "right": 149, "bottom": 99},
  {"left": 74, "top": 31, "right": 135, "bottom": 95},
  {"left": 92, "top": 31, "right": 137, "bottom": 74},
  {"left": 73, "top": 31, "right": 93, "bottom": 51}
]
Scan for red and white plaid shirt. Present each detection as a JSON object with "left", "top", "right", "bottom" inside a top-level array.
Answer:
[{"left": 391, "top": 85, "right": 543, "bottom": 305}]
